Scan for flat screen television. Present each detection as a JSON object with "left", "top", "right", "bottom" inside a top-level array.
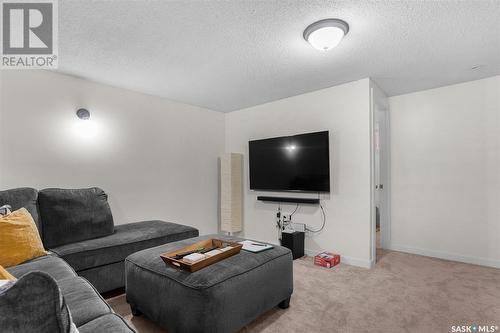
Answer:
[{"left": 249, "top": 131, "right": 330, "bottom": 192}]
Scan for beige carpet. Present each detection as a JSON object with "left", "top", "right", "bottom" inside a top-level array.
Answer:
[{"left": 107, "top": 250, "right": 500, "bottom": 333}]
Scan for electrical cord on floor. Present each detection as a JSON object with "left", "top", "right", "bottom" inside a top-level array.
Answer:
[{"left": 305, "top": 202, "right": 326, "bottom": 233}]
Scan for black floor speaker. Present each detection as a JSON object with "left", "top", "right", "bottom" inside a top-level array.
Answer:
[{"left": 281, "top": 231, "right": 305, "bottom": 260}]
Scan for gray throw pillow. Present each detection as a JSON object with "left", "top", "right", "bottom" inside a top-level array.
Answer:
[
  {"left": 0, "top": 271, "right": 79, "bottom": 333},
  {"left": 38, "top": 187, "right": 114, "bottom": 248}
]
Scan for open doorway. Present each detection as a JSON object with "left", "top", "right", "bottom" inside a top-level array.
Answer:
[
  {"left": 374, "top": 108, "right": 390, "bottom": 250},
  {"left": 371, "top": 84, "right": 391, "bottom": 265}
]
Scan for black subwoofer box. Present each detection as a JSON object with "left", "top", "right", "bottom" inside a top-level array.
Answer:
[{"left": 281, "top": 231, "right": 305, "bottom": 260}]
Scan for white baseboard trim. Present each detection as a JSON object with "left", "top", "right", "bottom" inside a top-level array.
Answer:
[
  {"left": 389, "top": 244, "right": 500, "bottom": 269},
  {"left": 304, "top": 248, "right": 373, "bottom": 269}
]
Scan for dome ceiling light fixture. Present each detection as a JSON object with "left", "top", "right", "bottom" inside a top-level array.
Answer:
[{"left": 303, "top": 19, "right": 349, "bottom": 51}]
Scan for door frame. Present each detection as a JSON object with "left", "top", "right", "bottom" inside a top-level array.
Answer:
[
  {"left": 370, "top": 83, "right": 391, "bottom": 266},
  {"left": 376, "top": 106, "right": 391, "bottom": 249}
]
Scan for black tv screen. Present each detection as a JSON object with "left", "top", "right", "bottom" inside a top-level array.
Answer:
[{"left": 249, "top": 131, "right": 330, "bottom": 192}]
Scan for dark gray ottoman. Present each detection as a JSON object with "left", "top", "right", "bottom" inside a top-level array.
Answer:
[{"left": 125, "top": 235, "right": 293, "bottom": 333}]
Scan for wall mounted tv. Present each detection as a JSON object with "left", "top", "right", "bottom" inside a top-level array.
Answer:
[{"left": 249, "top": 131, "right": 330, "bottom": 192}]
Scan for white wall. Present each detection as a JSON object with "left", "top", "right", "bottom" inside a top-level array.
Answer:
[
  {"left": 0, "top": 70, "right": 225, "bottom": 234},
  {"left": 389, "top": 76, "right": 500, "bottom": 268},
  {"left": 225, "top": 79, "right": 373, "bottom": 267}
]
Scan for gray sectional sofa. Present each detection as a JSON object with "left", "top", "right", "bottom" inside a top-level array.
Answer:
[{"left": 0, "top": 187, "right": 199, "bottom": 332}]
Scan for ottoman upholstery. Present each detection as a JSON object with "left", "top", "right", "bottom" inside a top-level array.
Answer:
[{"left": 125, "top": 235, "right": 293, "bottom": 333}]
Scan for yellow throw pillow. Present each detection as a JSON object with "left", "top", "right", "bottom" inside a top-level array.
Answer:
[
  {"left": 0, "top": 208, "right": 47, "bottom": 268},
  {"left": 0, "top": 264, "right": 15, "bottom": 280}
]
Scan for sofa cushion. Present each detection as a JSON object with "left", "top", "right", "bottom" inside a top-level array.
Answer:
[
  {"left": 0, "top": 271, "right": 78, "bottom": 333},
  {"left": 51, "top": 220, "right": 199, "bottom": 272},
  {"left": 57, "top": 277, "right": 112, "bottom": 327},
  {"left": 7, "top": 255, "right": 77, "bottom": 281},
  {"left": 0, "top": 187, "right": 41, "bottom": 233},
  {"left": 38, "top": 187, "right": 114, "bottom": 248},
  {"left": 77, "top": 314, "right": 136, "bottom": 333}
]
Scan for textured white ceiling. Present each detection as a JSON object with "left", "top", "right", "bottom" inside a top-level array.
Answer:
[{"left": 57, "top": 0, "right": 500, "bottom": 112}]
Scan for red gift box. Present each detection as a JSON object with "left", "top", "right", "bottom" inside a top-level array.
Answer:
[{"left": 314, "top": 252, "right": 340, "bottom": 268}]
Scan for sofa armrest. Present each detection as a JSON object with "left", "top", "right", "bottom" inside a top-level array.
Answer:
[{"left": 0, "top": 271, "right": 78, "bottom": 333}]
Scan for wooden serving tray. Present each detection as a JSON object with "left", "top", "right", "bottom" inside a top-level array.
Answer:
[{"left": 160, "top": 239, "right": 242, "bottom": 272}]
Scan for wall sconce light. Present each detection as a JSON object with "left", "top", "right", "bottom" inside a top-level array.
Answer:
[
  {"left": 73, "top": 108, "right": 97, "bottom": 139},
  {"left": 76, "top": 108, "right": 90, "bottom": 120}
]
